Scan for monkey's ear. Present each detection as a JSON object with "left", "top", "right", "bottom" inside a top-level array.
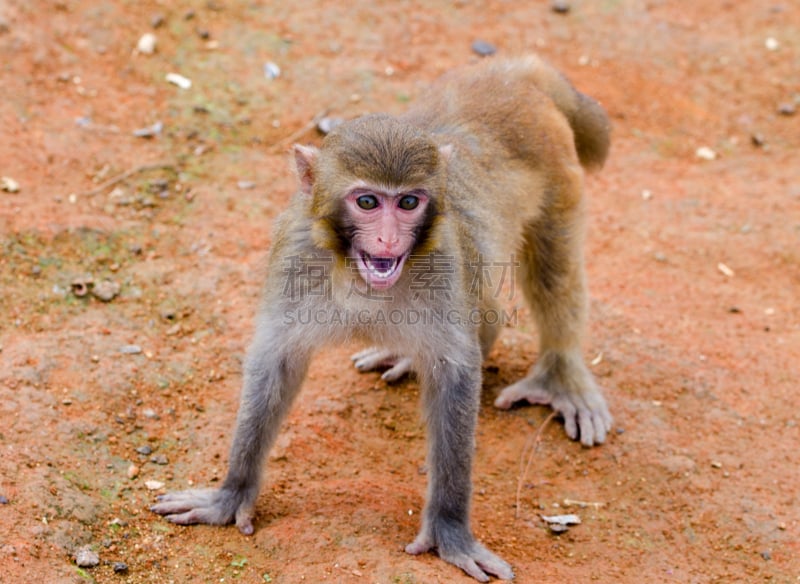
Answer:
[
  {"left": 293, "top": 144, "right": 319, "bottom": 195},
  {"left": 438, "top": 143, "right": 454, "bottom": 162}
]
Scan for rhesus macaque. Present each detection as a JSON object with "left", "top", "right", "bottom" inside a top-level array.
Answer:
[{"left": 152, "top": 55, "right": 612, "bottom": 582}]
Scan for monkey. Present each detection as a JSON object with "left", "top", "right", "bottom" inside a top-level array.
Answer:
[{"left": 151, "top": 55, "right": 612, "bottom": 582}]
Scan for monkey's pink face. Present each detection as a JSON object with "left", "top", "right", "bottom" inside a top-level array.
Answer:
[{"left": 345, "top": 188, "right": 430, "bottom": 289}]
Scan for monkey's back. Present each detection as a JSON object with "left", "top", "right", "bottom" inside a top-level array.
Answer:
[{"left": 402, "top": 56, "right": 609, "bottom": 270}]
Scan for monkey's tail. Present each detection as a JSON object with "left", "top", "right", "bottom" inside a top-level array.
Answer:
[
  {"left": 566, "top": 91, "right": 611, "bottom": 170},
  {"left": 518, "top": 56, "right": 611, "bottom": 170}
]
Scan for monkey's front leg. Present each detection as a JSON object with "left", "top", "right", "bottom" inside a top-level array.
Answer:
[
  {"left": 406, "top": 354, "right": 514, "bottom": 582},
  {"left": 151, "top": 331, "right": 311, "bottom": 533}
]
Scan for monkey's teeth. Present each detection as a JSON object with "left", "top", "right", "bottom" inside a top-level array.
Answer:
[{"left": 365, "top": 255, "right": 398, "bottom": 278}]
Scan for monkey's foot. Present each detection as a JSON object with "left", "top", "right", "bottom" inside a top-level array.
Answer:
[
  {"left": 150, "top": 487, "right": 256, "bottom": 535},
  {"left": 494, "top": 353, "right": 612, "bottom": 446},
  {"left": 351, "top": 347, "right": 413, "bottom": 382},
  {"left": 406, "top": 525, "right": 514, "bottom": 582}
]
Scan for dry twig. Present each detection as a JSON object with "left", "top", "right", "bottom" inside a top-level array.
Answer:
[
  {"left": 82, "top": 162, "right": 175, "bottom": 198},
  {"left": 269, "top": 109, "right": 330, "bottom": 153},
  {"left": 515, "top": 411, "right": 557, "bottom": 519}
]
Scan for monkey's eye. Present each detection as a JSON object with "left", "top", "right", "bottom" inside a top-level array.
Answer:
[
  {"left": 398, "top": 195, "right": 419, "bottom": 210},
  {"left": 356, "top": 194, "right": 379, "bottom": 210}
]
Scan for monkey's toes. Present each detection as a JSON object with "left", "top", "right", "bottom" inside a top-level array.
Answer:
[
  {"left": 351, "top": 347, "right": 395, "bottom": 371},
  {"left": 351, "top": 347, "right": 413, "bottom": 380},
  {"left": 439, "top": 544, "right": 514, "bottom": 582},
  {"left": 405, "top": 532, "right": 434, "bottom": 555},
  {"left": 381, "top": 357, "right": 413, "bottom": 381}
]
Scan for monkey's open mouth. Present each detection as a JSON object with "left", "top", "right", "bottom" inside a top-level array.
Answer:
[{"left": 356, "top": 251, "right": 407, "bottom": 289}]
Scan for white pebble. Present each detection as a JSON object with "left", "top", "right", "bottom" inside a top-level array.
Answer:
[
  {"left": 717, "top": 262, "right": 735, "bottom": 277},
  {"left": 145, "top": 480, "right": 165, "bottom": 491},
  {"left": 695, "top": 146, "right": 717, "bottom": 161},
  {"left": 1, "top": 176, "right": 20, "bottom": 193},
  {"left": 166, "top": 72, "right": 192, "bottom": 90},
  {"left": 765, "top": 37, "right": 779, "bottom": 51},
  {"left": 136, "top": 33, "right": 157, "bottom": 55},
  {"left": 75, "top": 549, "right": 100, "bottom": 568},
  {"left": 264, "top": 61, "right": 281, "bottom": 80}
]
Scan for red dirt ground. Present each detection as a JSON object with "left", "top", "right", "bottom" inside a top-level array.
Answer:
[{"left": 1, "top": 1, "right": 798, "bottom": 582}]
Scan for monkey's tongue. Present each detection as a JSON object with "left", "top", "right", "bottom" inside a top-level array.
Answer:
[{"left": 359, "top": 252, "right": 405, "bottom": 288}]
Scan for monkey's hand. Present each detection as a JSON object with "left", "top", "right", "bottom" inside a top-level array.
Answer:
[
  {"left": 150, "top": 487, "right": 257, "bottom": 535},
  {"left": 351, "top": 347, "right": 413, "bottom": 382},
  {"left": 405, "top": 521, "right": 514, "bottom": 582},
  {"left": 494, "top": 354, "right": 612, "bottom": 447}
]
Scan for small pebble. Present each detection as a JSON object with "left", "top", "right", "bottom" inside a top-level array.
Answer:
[
  {"left": 136, "top": 33, "right": 157, "bottom": 55},
  {"left": 237, "top": 180, "right": 256, "bottom": 190},
  {"left": 91, "top": 279, "right": 121, "bottom": 302},
  {"left": 133, "top": 121, "right": 163, "bottom": 138},
  {"left": 777, "top": 103, "right": 796, "bottom": 116},
  {"left": 0, "top": 495, "right": 8, "bottom": 504},
  {"left": 717, "top": 262, "right": 735, "bottom": 277},
  {"left": 1, "top": 176, "right": 20, "bottom": 193},
  {"left": 143, "top": 408, "right": 159, "bottom": 419},
  {"left": 695, "top": 146, "right": 717, "bottom": 161},
  {"left": 119, "top": 345, "right": 142, "bottom": 355},
  {"left": 760, "top": 549, "right": 772, "bottom": 561},
  {"left": 75, "top": 549, "right": 100, "bottom": 568},
  {"left": 316, "top": 116, "right": 344, "bottom": 135},
  {"left": 750, "top": 133, "right": 765, "bottom": 147},
  {"left": 196, "top": 28, "right": 211, "bottom": 40},
  {"left": 263, "top": 62, "right": 281, "bottom": 80},
  {"left": 166, "top": 72, "right": 192, "bottom": 90},
  {"left": 151, "top": 13, "right": 165, "bottom": 28},
  {"left": 471, "top": 39, "right": 497, "bottom": 57},
  {"left": 551, "top": 0, "right": 571, "bottom": 13},
  {"left": 127, "top": 464, "right": 140, "bottom": 479},
  {"left": 765, "top": 37, "right": 779, "bottom": 51},
  {"left": 135, "top": 445, "right": 153, "bottom": 455},
  {"left": 151, "top": 454, "right": 169, "bottom": 465},
  {"left": 145, "top": 480, "right": 165, "bottom": 491},
  {"left": 113, "top": 562, "right": 129, "bottom": 574},
  {"left": 71, "top": 275, "right": 94, "bottom": 298}
]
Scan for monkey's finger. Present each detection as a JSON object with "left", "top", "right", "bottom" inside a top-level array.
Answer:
[
  {"left": 404, "top": 532, "right": 434, "bottom": 555},
  {"left": 381, "top": 357, "right": 413, "bottom": 382},
  {"left": 151, "top": 489, "right": 215, "bottom": 515},
  {"left": 350, "top": 347, "right": 375, "bottom": 361},
  {"left": 439, "top": 552, "right": 490, "bottom": 583},
  {"left": 352, "top": 348, "right": 396, "bottom": 372},
  {"left": 563, "top": 414, "right": 580, "bottom": 441},
  {"left": 591, "top": 411, "right": 609, "bottom": 445},
  {"left": 235, "top": 505, "right": 255, "bottom": 535},
  {"left": 471, "top": 544, "right": 515, "bottom": 580},
  {"left": 350, "top": 347, "right": 391, "bottom": 362},
  {"left": 493, "top": 381, "right": 552, "bottom": 410},
  {"left": 162, "top": 508, "right": 217, "bottom": 526},
  {"left": 577, "top": 408, "right": 595, "bottom": 446}
]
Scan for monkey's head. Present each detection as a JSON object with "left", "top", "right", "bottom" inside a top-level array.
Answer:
[{"left": 294, "top": 114, "right": 451, "bottom": 290}]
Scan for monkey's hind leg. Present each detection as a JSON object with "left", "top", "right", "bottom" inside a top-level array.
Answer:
[
  {"left": 494, "top": 209, "right": 612, "bottom": 446},
  {"left": 351, "top": 347, "right": 413, "bottom": 382}
]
